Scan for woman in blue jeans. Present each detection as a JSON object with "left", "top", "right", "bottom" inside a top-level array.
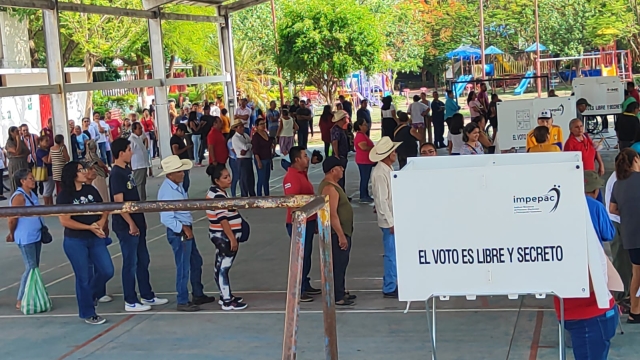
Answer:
[
  {"left": 56, "top": 161, "right": 114, "bottom": 325},
  {"left": 251, "top": 118, "right": 272, "bottom": 196},
  {"left": 7, "top": 169, "right": 44, "bottom": 310}
]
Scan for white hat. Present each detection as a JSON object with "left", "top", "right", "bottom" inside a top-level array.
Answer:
[
  {"left": 369, "top": 136, "right": 402, "bottom": 162},
  {"left": 538, "top": 109, "right": 552, "bottom": 119},
  {"left": 333, "top": 110, "right": 348, "bottom": 123},
  {"left": 158, "top": 155, "right": 193, "bottom": 176}
]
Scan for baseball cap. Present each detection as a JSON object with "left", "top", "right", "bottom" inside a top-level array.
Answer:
[
  {"left": 584, "top": 170, "right": 604, "bottom": 193},
  {"left": 322, "top": 156, "right": 344, "bottom": 173},
  {"left": 576, "top": 98, "right": 591, "bottom": 107},
  {"left": 538, "top": 109, "right": 552, "bottom": 119}
]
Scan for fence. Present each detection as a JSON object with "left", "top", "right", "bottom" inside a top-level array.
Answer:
[{"left": 0, "top": 195, "right": 338, "bottom": 360}]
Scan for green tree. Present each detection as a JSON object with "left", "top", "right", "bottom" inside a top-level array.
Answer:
[{"left": 276, "top": 0, "right": 383, "bottom": 103}]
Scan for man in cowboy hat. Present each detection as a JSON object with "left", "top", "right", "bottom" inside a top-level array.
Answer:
[
  {"left": 331, "top": 110, "right": 350, "bottom": 191},
  {"left": 318, "top": 156, "right": 355, "bottom": 306},
  {"left": 370, "top": 136, "right": 402, "bottom": 298},
  {"left": 158, "top": 155, "right": 216, "bottom": 312},
  {"left": 230, "top": 119, "right": 256, "bottom": 197}
]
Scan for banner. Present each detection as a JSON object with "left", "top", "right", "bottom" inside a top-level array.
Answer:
[
  {"left": 497, "top": 97, "right": 576, "bottom": 150},
  {"left": 573, "top": 76, "right": 624, "bottom": 115},
  {"left": 392, "top": 153, "right": 590, "bottom": 302}
]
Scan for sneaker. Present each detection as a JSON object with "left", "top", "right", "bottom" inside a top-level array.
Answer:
[
  {"left": 383, "top": 290, "right": 398, "bottom": 299},
  {"left": 176, "top": 302, "right": 200, "bottom": 312},
  {"left": 142, "top": 297, "right": 169, "bottom": 306},
  {"left": 0, "top": 196, "right": 7, "bottom": 201},
  {"left": 218, "top": 296, "right": 244, "bottom": 305},
  {"left": 306, "top": 286, "right": 322, "bottom": 296},
  {"left": 300, "top": 293, "right": 314, "bottom": 302},
  {"left": 221, "top": 300, "right": 248, "bottom": 311},
  {"left": 192, "top": 295, "right": 216, "bottom": 305},
  {"left": 335, "top": 299, "right": 355, "bottom": 306},
  {"left": 84, "top": 315, "right": 106, "bottom": 325},
  {"left": 344, "top": 293, "right": 357, "bottom": 301},
  {"left": 125, "top": 303, "right": 151, "bottom": 312},
  {"left": 98, "top": 295, "right": 113, "bottom": 303}
]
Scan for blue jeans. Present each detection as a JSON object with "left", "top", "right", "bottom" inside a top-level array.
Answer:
[
  {"left": 238, "top": 158, "right": 256, "bottom": 197},
  {"left": 98, "top": 141, "right": 107, "bottom": 164},
  {"left": 381, "top": 228, "right": 397, "bottom": 293},
  {"left": 115, "top": 228, "right": 155, "bottom": 305},
  {"left": 255, "top": 159, "right": 272, "bottom": 196},
  {"left": 192, "top": 135, "right": 201, "bottom": 164},
  {"left": 17, "top": 241, "right": 42, "bottom": 301},
  {"left": 564, "top": 306, "right": 618, "bottom": 360},
  {"left": 166, "top": 229, "right": 205, "bottom": 305},
  {"left": 229, "top": 158, "right": 239, "bottom": 197},
  {"left": 357, "top": 163, "right": 374, "bottom": 201},
  {"left": 286, "top": 220, "right": 316, "bottom": 293},
  {"left": 63, "top": 236, "right": 114, "bottom": 319},
  {"left": 182, "top": 170, "right": 190, "bottom": 194}
]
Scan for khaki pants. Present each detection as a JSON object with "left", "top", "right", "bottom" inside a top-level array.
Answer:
[
  {"left": 133, "top": 168, "right": 147, "bottom": 202},
  {"left": 611, "top": 221, "right": 633, "bottom": 300}
]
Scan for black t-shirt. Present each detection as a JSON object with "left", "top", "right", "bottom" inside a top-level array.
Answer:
[
  {"left": 615, "top": 114, "right": 639, "bottom": 142},
  {"left": 56, "top": 185, "right": 103, "bottom": 239},
  {"left": 342, "top": 101, "right": 353, "bottom": 119},
  {"left": 170, "top": 135, "right": 189, "bottom": 160},
  {"left": 109, "top": 165, "right": 145, "bottom": 231},
  {"left": 394, "top": 125, "right": 418, "bottom": 157},
  {"left": 296, "top": 108, "right": 312, "bottom": 127},
  {"left": 200, "top": 115, "right": 215, "bottom": 138},
  {"left": 289, "top": 105, "right": 299, "bottom": 119}
]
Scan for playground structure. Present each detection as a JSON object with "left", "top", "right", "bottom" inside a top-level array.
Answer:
[{"left": 342, "top": 71, "right": 393, "bottom": 107}]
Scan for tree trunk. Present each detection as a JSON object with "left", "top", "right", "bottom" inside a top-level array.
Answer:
[
  {"left": 167, "top": 55, "right": 176, "bottom": 78},
  {"left": 83, "top": 53, "right": 97, "bottom": 118},
  {"left": 421, "top": 67, "right": 427, "bottom": 84},
  {"left": 62, "top": 40, "right": 78, "bottom": 67}
]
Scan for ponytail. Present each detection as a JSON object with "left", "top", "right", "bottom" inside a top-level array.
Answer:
[{"left": 615, "top": 148, "right": 638, "bottom": 180}]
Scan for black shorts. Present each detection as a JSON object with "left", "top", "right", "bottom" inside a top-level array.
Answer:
[{"left": 628, "top": 248, "right": 640, "bottom": 265}]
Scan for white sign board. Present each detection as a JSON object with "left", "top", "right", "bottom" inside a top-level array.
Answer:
[
  {"left": 497, "top": 97, "right": 575, "bottom": 150},
  {"left": 393, "top": 153, "right": 590, "bottom": 301},
  {"left": 573, "top": 76, "right": 624, "bottom": 115}
]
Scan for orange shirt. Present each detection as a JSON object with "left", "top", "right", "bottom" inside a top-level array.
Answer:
[{"left": 220, "top": 115, "right": 231, "bottom": 134}]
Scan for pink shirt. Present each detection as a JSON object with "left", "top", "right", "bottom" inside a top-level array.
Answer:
[{"left": 355, "top": 132, "right": 374, "bottom": 165}]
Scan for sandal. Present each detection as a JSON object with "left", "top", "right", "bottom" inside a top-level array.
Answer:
[{"left": 627, "top": 312, "right": 640, "bottom": 324}]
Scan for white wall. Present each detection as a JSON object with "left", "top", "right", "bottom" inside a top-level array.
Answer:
[{"left": 0, "top": 12, "right": 30, "bottom": 69}]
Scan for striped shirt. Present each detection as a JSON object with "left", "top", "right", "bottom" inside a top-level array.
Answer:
[{"left": 206, "top": 186, "right": 243, "bottom": 233}]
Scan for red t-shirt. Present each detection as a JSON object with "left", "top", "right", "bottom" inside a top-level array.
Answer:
[
  {"left": 141, "top": 118, "right": 155, "bottom": 133},
  {"left": 553, "top": 293, "right": 615, "bottom": 321},
  {"left": 283, "top": 167, "right": 316, "bottom": 223},
  {"left": 105, "top": 119, "right": 121, "bottom": 140},
  {"left": 564, "top": 134, "right": 596, "bottom": 171},
  {"left": 354, "top": 132, "right": 374, "bottom": 165},
  {"left": 207, "top": 128, "right": 229, "bottom": 164},
  {"left": 631, "top": 89, "right": 640, "bottom": 104}
]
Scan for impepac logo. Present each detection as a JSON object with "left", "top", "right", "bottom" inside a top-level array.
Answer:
[
  {"left": 513, "top": 185, "right": 561, "bottom": 214},
  {"left": 606, "top": 88, "right": 619, "bottom": 93},
  {"left": 548, "top": 104, "right": 565, "bottom": 117}
]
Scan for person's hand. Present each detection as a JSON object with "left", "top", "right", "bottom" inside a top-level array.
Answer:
[
  {"left": 230, "top": 236, "right": 239, "bottom": 252},
  {"left": 598, "top": 166, "right": 605, "bottom": 177},
  {"left": 90, "top": 223, "right": 106, "bottom": 238},
  {"left": 240, "top": 150, "right": 248, "bottom": 156},
  {"left": 211, "top": 161, "right": 218, "bottom": 166},
  {"left": 129, "top": 224, "right": 140, "bottom": 236},
  {"left": 183, "top": 227, "right": 194, "bottom": 240},
  {"left": 186, "top": 144, "right": 193, "bottom": 149},
  {"left": 6, "top": 233, "right": 14, "bottom": 243},
  {"left": 390, "top": 226, "right": 395, "bottom": 235},
  {"left": 257, "top": 161, "right": 262, "bottom": 169},
  {"left": 338, "top": 233, "right": 349, "bottom": 250}
]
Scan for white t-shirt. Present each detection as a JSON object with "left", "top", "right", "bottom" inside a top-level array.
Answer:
[
  {"left": 98, "top": 120, "right": 110, "bottom": 143},
  {"left": 605, "top": 172, "right": 620, "bottom": 223},
  {"left": 128, "top": 133, "right": 149, "bottom": 170},
  {"left": 235, "top": 107, "right": 252, "bottom": 128},
  {"left": 408, "top": 102, "right": 429, "bottom": 124},
  {"left": 447, "top": 132, "right": 464, "bottom": 154},
  {"left": 381, "top": 104, "right": 396, "bottom": 118},
  {"left": 88, "top": 122, "right": 100, "bottom": 140},
  {"left": 211, "top": 105, "right": 221, "bottom": 117}
]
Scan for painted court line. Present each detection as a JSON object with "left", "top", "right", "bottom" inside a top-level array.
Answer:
[
  {"left": 49, "top": 289, "right": 383, "bottom": 298},
  {"left": 528, "top": 310, "right": 545, "bottom": 360},
  {"left": 56, "top": 314, "right": 135, "bottom": 360}
]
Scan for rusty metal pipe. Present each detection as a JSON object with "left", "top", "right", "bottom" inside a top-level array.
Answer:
[
  {"left": 0, "top": 195, "right": 320, "bottom": 218},
  {"left": 317, "top": 201, "right": 338, "bottom": 359},
  {"left": 282, "top": 211, "right": 307, "bottom": 360}
]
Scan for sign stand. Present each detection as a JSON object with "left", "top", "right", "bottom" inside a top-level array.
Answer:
[{"left": 424, "top": 295, "right": 567, "bottom": 360}]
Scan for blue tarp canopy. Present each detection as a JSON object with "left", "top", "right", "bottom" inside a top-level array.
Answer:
[
  {"left": 484, "top": 46, "right": 504, "bottom": 55},
  {"left": 446, "top": 45, "right": 482, "bottom": 60},
  {"left": 524, "top": 42, "right": 547, "bottom": 52}
]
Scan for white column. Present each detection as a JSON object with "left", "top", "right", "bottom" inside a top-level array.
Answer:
[
  {"left": 217, "top": 7, "right": 237, "bottom": 121},
  {"left": 42, "top": 6, "right": 71, "bottom": 151},
  {"left": 148, "top": 13, "right": 172, "bottom": 160}
]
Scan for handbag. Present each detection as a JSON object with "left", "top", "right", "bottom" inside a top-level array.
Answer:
[
  {"left": 237, "top": 217, "right": 251, "bottom": 243},
  {"left": 19, "top": 190, "right": 53, "bottom": 244},
  {"left": 32, "top": 165, "right": 48, "bottom": 182}
]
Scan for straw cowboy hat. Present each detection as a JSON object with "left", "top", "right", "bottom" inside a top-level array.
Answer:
[
  {"left": 158, "top": 155, "right": 193, "bottom": 177},
  {"left": 230, "top": 119, "right": 245, "bottom": 129},
  {"left": 369, "top": 136, "right": 401, "bottom": 162},
  {"left": 333, "top": 110, "right": 348, "bottom": 123}
]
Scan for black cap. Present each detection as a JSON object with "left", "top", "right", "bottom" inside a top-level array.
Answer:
[
  {"left": 576, "top": 98, "right": 591, "bottom": 106},
  {"left": 322, "top": 156, "right": 344, "bottom": 173}
]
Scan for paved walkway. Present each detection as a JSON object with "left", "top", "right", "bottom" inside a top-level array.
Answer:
[{"left": 0, "top": 147, "right": 637, "bottom": 359}]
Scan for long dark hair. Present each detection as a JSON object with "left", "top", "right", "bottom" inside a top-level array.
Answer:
[
  {"left": 462, "top": 122, "right": 480, "bottom": 142},
  {"left": 61, "top": 161, "right": 83, "bottom": 191},
  {"left": 467, "top": 91, "right": 476, "bottom": 105},
  {"left": 7, "top": 126, "right": 18, "bottom": 141},
  {"left": 615, "top": 148, "right": 639, "bottom": 181},
  {"left": 381, "top": 95, "right": 393, "bottom": 111},
  {"left": 449, "top": 114, "right": 465, "bottom": 135},
  {"left": 320, "top": 105, "right": 333, "bottom": 123}
]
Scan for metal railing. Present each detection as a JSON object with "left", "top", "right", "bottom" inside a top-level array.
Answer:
[{"left": 0, "top": 195, "right": 337, "bottom": 360}]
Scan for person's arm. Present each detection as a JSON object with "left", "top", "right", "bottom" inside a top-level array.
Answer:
[
  {"left": 598, "top": 207, "right": 616, "bottom": 242},
  {"left": 331, "top": 138, "right": 339, "bottom": 158},
  {"left": 113, "top": 192, "right": 139, "bottom": 234},
  {"left": 447, "top": 135, "right": 453, "bottom": 154},
  {"left": 322, "top": 185, "right": 348, "bottom": 250},
  {"left": 61, "top": 145, "right": 70, "bottom": 162},
  {"left": 595, "top": 151, "right": 605, "bottom": 176},
  {"left": 208, "top": 134, "right": 216, "bottom": 165},
  {"left": 373, "top": 175, "right": 395, "bottom": 233},
  {"left": 172, "top": 143, "right": 190, "bottom": 156},
  {"left": 276, "top": 119, "right": 283, "bottom": 137},
  {"left": 357, "top": 140, "right": 372, "bottom": 151},
  {"left": 159, "top": 189, "right": 187, "bottom": 234},
  {"left": 58, "top": 214, "right": 105, "bottom": 237},
  {"left": 478, "top": 132, "right": 492, "bottom": 148},
  {"left": 42, "top": 152, "right": 52, "bottom": 164},
  {"left": 609, "top": 194, "right": 619, "bottom": 215},
  {"left": 220, "top": 219, "right": 238, "bottom": 251},
  {"left": 410, "top": 127, "right": 420, "bottom": 139},
  {"left": 6, "top": 193, "right": 25, "bottom": 242}
]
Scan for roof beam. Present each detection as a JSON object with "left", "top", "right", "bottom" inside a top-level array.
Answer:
[
  {"left": 161, "top": 12, "right": 225, "bottom": 23},
  {"left": 142, "top": 0, "right": 174, "bottom": 10},
  {"left": 225, "top": 0, "right": 270, "bottom": 13},
  {"left": 0, "top": 0, "right": 53, "bottom": 9},
  {"left": 57, "top": 3, "right": 157, "bottom": 19}
]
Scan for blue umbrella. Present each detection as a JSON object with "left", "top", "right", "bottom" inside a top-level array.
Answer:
[
  {"left": 524, "top": 42, "right": 547, "bottom": 52},
  {"left": 446, "top": 45, "right": 482, "bottom": 60},
  {"left": 484, "top": 46, "right": 504, "bottom": 55}
]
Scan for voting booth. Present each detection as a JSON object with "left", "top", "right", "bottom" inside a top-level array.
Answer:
[
  {"left": 496, "top": 97, "right": 575, "bottom": 150},
  {"left": 573, "top": 76, "right": 625, "bottom": 116},
  {"left": 393, "top": 153, "right": 613, "bottom": 359}
]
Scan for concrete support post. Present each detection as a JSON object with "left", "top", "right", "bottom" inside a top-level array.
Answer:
[
  {"left": 42, "top": 6, "right": 71, "bottom": 151},
  {"left": 148, "top": 12, "right": 172, "bottom": 160},
  {"left": 217, "top": 7, "right": 237, "bottom": 121}
]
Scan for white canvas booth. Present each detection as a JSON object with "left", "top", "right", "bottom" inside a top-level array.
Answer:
[
  {"left": 496, "top": 96, "right": 576, "bottom": 150},
  {"left": 573, "top": 76, "right": 625, "bottom": 116},
  {"left": 392, "top": 153, "right": 613, "bottom": 359}
]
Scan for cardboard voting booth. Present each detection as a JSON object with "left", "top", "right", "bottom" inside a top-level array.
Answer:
[
  {"left": 573, "top": 76, "right": 624, "bottom": 116},
  {"left": 496, "top": 97, "right": 575, "bottom": 150}
]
